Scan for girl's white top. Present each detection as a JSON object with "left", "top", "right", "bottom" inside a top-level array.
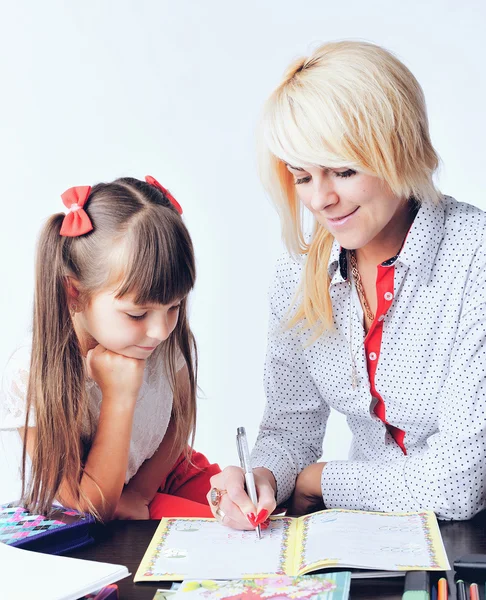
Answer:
[{"left": 0, "top": 337, "right": 184, "bottom": 501}]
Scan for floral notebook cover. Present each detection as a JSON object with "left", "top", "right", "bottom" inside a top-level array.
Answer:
[{"left": 172, "top": 574, "right": 351, "bottom": 600}]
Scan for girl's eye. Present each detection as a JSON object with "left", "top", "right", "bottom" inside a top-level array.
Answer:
[
  {"left": 170, "top": 304, "right": 181, "bottom": 312},
  {"left": 294, "top": 175, "right": 311, "bottom": 185},
  {"left": 126, "top": 313, "right": 147, "bottom": 321},
  {"left": 334, "top": 169, "right": 357, "bottom": 178}
]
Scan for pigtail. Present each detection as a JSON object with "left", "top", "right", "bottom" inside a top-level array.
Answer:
[
  {"left": 21, "top": 214, "right": 90, "bottom": 515},
  {"left": 166, "top": 300, "right": 198, "bottom": 462}
]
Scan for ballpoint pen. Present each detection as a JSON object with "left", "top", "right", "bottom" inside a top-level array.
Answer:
[{"left": 236, "top": 426, "right": 262, "bottom": 539}]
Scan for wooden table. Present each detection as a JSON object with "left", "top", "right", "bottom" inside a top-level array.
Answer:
[{"left": 69, "top": 511, "right": 486, "bottom": 600}]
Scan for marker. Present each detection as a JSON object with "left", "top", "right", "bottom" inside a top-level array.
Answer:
[
  {"left": 469, "top": 583, "right": 479, "bottom": 600},
  {"left": 402, "top": 571, "right": 429, "bottom": 600},
  {"left": 456, "top": 580, "right": 466, "bottom": 600},
  {"left": 437, "top": 578, "right": 448, "bottom": 600}
]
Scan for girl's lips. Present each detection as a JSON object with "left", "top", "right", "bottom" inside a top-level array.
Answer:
[{"left": 327, "top": 207, "right": 359, "bottom": 226}]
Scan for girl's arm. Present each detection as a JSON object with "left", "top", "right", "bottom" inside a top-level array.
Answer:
[
  {"left": 22, "top": 344, "right": 144, "bottom": 522},
  {"left": 114, "top": 367, "right": 190, "bottom": 519}
]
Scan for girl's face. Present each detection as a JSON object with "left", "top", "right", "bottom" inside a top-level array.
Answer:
[
  {"left": 75, "top": 286, "right": 182, "bottom": 358},
  {"left": 286, "top": 164, "right": 408, "bottom": 251}
]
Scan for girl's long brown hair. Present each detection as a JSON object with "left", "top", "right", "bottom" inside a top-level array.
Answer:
[{"left": 22, "top": 177, "right": 197, "bottom": 515}]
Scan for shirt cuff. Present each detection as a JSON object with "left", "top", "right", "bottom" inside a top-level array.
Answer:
[
  {"left": 321, "top": 459, "right": 420, "bottom": 513},
  {"left": 251, "top": 449, "right": 296, "bottom": 505}
]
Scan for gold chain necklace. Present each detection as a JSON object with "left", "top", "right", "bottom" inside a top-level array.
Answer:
[{"left": 349, "top": 250, "right": 375, "bottom": 322}]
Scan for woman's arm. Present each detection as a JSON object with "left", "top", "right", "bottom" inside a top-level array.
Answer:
[
  {"left": 251, "top": 259, "right": 331, "bottom": 505},
  {"left": 208, "top": 258, "right": 332, "bottom": 530}
]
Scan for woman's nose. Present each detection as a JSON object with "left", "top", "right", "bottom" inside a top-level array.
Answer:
[{"left": 310, "top": 180, "right": 339, "bottom": 212}]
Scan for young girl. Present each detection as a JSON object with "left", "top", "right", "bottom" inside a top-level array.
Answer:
[{"left": 0, "top": 176, "right": 220, "bottom": 521}]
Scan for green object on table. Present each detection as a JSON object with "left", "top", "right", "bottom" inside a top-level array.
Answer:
[{"left": 402, "top": 571, "right": 430, "bottom": 600}]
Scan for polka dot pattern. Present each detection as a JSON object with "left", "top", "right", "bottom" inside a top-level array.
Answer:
[{"left": 251, "top": 196, "right": 486, "bottom": 520}]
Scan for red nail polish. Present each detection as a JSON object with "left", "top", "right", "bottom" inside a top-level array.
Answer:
[
  {"left": 260, "top": 518, "right": 270, "bottom": 530},
  {"left": 255, "top": 509, "right": 269, "bottom": 525},
  {"left": 247, "top": 513, "right": 257, "bottom": 526}
]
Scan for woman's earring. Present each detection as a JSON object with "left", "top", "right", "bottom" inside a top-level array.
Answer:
[{"left": 70, "top": 304, "right": 78, "bottom": 318}]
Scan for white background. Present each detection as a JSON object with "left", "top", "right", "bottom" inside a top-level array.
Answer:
[{"left": 0, "top": 1, "right": 485, "bottom": 499}]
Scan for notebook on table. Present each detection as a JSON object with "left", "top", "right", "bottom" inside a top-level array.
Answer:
[
  {"left": 173, "top": 574, "right": 351, "bottom": 600},
  {"left": 134, "top": 508, "right": 450, "bottom": 582},
  {"left": 0, "top": 541, "right": 129, "bottom": 600},
  {"left": 0, "top": 503, "right": 96, "bottom": 554}
]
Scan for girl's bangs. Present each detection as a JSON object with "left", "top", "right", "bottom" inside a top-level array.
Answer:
[{"left": 110, "top": 214, "right": 195, "bottom": 306}]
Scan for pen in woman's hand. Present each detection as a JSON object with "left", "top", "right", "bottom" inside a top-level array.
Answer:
[{"left": 236, "top": 427, "right": 262, "bottom": 539}]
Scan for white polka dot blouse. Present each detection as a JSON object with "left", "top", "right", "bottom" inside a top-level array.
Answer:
[{"left": 251, "top": 196, "right": 486, "bottom": 520}]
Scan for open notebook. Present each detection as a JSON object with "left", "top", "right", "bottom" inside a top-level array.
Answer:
[
  {"left": 0, "top": 540, "right": 129, "bottom": 600},
  {"left": 135, "top": 508, "right": 450, "bottom": 581}
]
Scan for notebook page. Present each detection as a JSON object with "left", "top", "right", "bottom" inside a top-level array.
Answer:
[
  {"left": 297, "top": 509, "right": 450, "bottom": 573},
  {"left": 0, "top": 540, "right": 129, "bottom": 600},
  {"left": 135, "top": 517, "right": 298, "bottom": 581}
]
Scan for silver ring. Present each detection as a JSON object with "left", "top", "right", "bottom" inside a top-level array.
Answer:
[
  {"left": 215, "top": 507, "right": 226, "bottom": 521},
  {"left": 210, "top": 487, "right": 227, "bottom": 507}
]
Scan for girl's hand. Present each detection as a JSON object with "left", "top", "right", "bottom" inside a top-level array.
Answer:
[
  {"left": 289, "top": 462, "right": 326, "bottom": 516},
  {"left": 207, "top": 466, "right": 277, "bottom": 530},
  {"left": 114, "top": 488, "right": 150, "bottom": 520},
  {"left": 86, "top": 344, "right": 145, "bottom": 405}
]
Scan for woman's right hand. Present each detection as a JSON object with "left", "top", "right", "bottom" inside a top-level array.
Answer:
[
  {"left": 86, "top": 344, "right": 145, "bottom": 406},
  {"left": 207, "top": 466, "right": 277, "bottom": 530}
]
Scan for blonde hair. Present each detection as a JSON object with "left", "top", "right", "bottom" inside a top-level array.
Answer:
[
  {"left": 258, "top": 40, "right": 441, "bottom": 333},
  {"left": 23, "top": 177, "right": 197, "bottom": 517}
]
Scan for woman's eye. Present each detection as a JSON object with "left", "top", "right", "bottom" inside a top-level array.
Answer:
[
  {"left": 126, "top": 313, "right": 147, "bottom": 321},
  {"left": 334, "top": 169, "right": 357, "bottom": 178},
  {"left": 294, "top": 175, "right": 311, "bottom": 185},
  {"left": 170, "top": 304, "right": 181, "bottom": 312}
]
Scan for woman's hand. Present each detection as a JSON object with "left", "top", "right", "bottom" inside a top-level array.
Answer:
[
  {"left": 86, "top": 344, "right": 145, "bottom": 406},
  {"left": 289, "top": 462, "right": 326, "bottom": 516},
  {"left": 207, "top": 466, "right": 277, "bottom": 530},
  {"left": 114, "top": 488, "right": 150, "bottom": 520}
]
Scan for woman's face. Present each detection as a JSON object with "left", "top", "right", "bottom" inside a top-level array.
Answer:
[{"left": 286, "top": 163, "right": 407, "bottom": 251}]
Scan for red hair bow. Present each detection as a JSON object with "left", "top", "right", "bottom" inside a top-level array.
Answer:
[
  {"left": 145, "top": 175, "right": 183, "bottom": 215},
  {"left": 59, "top": 186, "right": 93, "bottom": 237}
]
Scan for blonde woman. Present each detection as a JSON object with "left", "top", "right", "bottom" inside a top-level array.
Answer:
[{"left": 208, "top": 41, "right": 486, "bottom": 528}]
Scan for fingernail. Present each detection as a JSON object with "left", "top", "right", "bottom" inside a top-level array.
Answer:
[
  {"left": 247, "top": 513, "right": 257, "bottom": 526},
  {"left": 255, "top": 509, "right": 269, "bottom": 525},
  {"left": 260, "top": 518, "right": 270, "bottom": 530}
]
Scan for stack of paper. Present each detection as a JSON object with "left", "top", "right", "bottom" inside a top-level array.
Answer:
[{"left": 0, "top": 540, "right": 129, "bottom": 600}]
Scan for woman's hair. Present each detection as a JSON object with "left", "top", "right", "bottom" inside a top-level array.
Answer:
[
  {"left": 258, "top": 40, "right": 441, "bottom": 333},
  {"left": 22, "top": 177, "right": 197, "bottom": 516}
]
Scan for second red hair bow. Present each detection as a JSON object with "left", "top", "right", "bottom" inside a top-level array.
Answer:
[
  {"left": 59, "top": 186, "right": 93, "bottom": 237},
  {"left": 145, "top": 175, "right": 183, "bottom": 215}
]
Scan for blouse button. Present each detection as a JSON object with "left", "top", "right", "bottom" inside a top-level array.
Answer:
[
  {"left": 384, "top": 292, "right": 393, "bottom": 301},
  {"left": 378, "top": 315, "right": 385, "bottom": 322},
  {"left": 369, "top": 352, "right": 377, "bottom": 361}
]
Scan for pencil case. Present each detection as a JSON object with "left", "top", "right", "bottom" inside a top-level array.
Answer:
[{"left": 0, "top": 503, "right": 96, "bottom": 555}]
